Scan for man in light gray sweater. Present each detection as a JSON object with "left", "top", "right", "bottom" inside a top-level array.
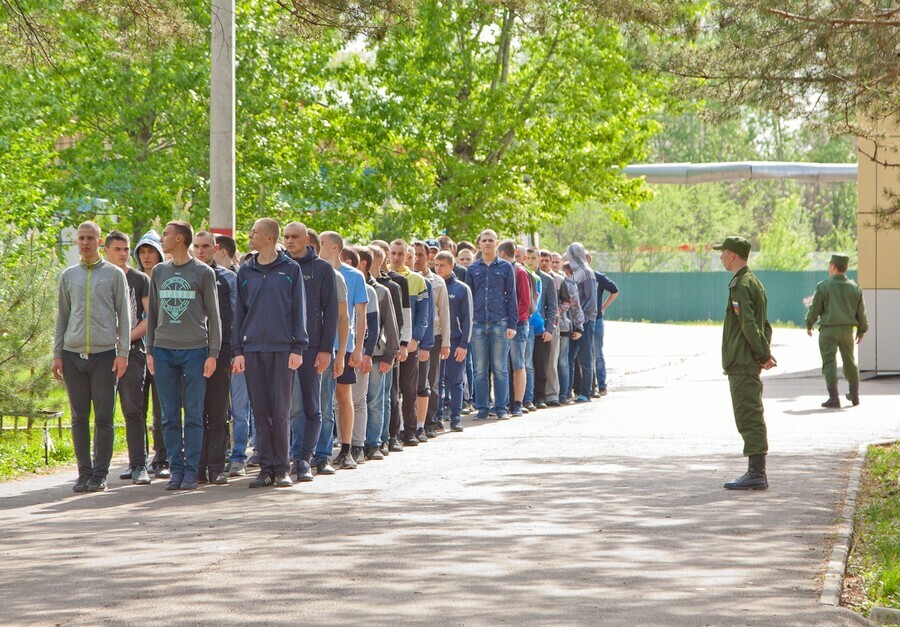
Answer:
[
  {"left": 53, "top": 221, "right": 131, "bottom": 493},
  {"left": 146, "top": 221, "right": 221, "bottom": 491}
]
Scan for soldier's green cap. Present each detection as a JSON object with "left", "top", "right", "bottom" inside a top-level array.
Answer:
[
  {"left": 830, "top": 254, "right": 850, "bottom": 266},
  {"left": 712, "top": 236, "right": 751, "bottom": 258}
]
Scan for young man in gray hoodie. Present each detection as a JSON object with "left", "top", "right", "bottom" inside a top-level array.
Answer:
[{"left": 53, "top": 221, "right": 131, "bottom": 493}]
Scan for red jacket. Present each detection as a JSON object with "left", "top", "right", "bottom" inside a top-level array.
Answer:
[{"left": 514, "top": 264, "right": 531, "bottom": 323}]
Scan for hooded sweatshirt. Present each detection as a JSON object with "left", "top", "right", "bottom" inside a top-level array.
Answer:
[
  {"left": 133, "top": 229, "right": 164, "bottom": 274},
  {"left": 566, "top": 243, "right": 598, "bottom": 322}
]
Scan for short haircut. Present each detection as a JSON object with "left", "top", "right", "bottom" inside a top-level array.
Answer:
[
  {"left": 355, "top": 245, "right": 373, "bottom": 269},
  {"left": 438, "top": 235, "right": 455, "bottom": 251},
  {"left": 833, "top": 259, "right": 848, "bottom": 273},
  {"left": 478, "top": 229, "right": 498, "bottom": 243},
  {"left": 526, "top": 246, "right": 538, "bottom": 255},
  {"left": 456, "top": 240, "right": 475, "bottom": 253},
  {"left": 77, "top": 221, "right": 101, "bottom": 235},
  {"left": 307, "top": 229, "right": 320, "bottom": 250},
  {"left": 412, "top": 240, "right": 428, "bottom": 252},
  {"left": 167, "top": 220, "right": 193, "bottom": 247},
  {"left": 341, "top": 245, "right": 359, "bottom": 267},
  {"left": 370, "top": 239, "right": 390, "bottom": 253},
  {"left": 194, "top": 230, "right": 215, "bottom": 244},
  {"left": 104, "top": 230, "right": 129, "bottom": 247},
  {"left": 215, "top": 235, "right": 237, "bottom": 258},
  {"left": 539, "top": 249, "right": 551, "bottom": 258},
  {"left": 562, "top": 262, "right": 573, "bottom": 273},
  {"left": 369, "top": 244, "right": 385, "bottom": 262},
  {"left": 497, "top": 239, "right": 517, "bottom": 258},
  {"left": 255, "top": 218, "right": 280, "bottom": 240},
  {"left": 391, "top": 238, "right": 409, "bottom": 249},
  {"left": 435, "top": 250, "right": 455, "bottom": 266},
  {"left": 320, "top": 231, "right": 344, "bottom": 251}
]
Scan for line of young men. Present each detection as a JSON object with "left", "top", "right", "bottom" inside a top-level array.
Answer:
[{"left": 54, "top": 220, "right": 617, "bottom": 492}]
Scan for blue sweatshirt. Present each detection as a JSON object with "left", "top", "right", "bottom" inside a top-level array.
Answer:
[
  {"left": 465, "top": 257, "right": 518, "bottom": 330},
  {"left": 444, "top": 273, "right": 473, "bottom": 350},
  {"left": 292, "top": 246, "right": 338, "bottom": 353},
  {"left": 233, "top": 251, "right": 308, "bottom": 355}
]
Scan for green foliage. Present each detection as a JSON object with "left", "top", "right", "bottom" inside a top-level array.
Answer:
[
  {"left": 848, "top": 444, "right": 900, "bottom": 613},
  {"left": 0, "top": 231, "right": 59, "bottom": 415},
  {"left": 755, "top": 196, "right": 813, "bottom": 270}
]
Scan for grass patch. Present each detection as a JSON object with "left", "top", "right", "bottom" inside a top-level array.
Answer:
[
  {"left": 0, "top": 389, "right": 129, "bottom": 482},
  {"left": 845, "top": 443, "right": 900, "bottom": 616}
]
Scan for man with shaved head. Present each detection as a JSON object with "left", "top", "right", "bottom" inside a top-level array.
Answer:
[
  {"left": 54, "top": 221, "right": 131, "bottom": 493},
  {"left": 233, "top": 218, "right": 308, "bottom": 488},
  {"left": 283, "top": 221, "right": 338, "bottom": 482}
]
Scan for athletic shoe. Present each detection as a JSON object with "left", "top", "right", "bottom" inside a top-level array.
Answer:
[
  {"left": 156, "top": 465, "right": 172, "bottom": 479},
  {"left": 228, "top": 462, "right": 247, "bottom": 477},
  {"left": 73, "top": 474, "right": 90, "bottom": 493},
  {"left": 574, "top": 395, "right": 591, "bottom": 403},
  {"left": 364, "top": 445, "right": 384, "bottom": 461},
  {"left": 351, "top": 446, "right": 367, "bottom": 465},
  {"left": 165, "top": 474, "right": 183, "bottom": 491},
  {"left": 415, "top": 428, "right": 429, "bottom": 443},
  {"left": 247, "top": 454, "right": 260, "bottom": 468},
  {"left": 119, "top": 468, "right": 134, "bottom": 480},
  {"left": 274, "top": 472, "right": 293, "bottom": 488},
  {"left": 312, "top": 459, "right": 336, "bottom": 475},
  {"left": 450, "top": 422, "right": 464, "bottom": 432},
  {"left": 525, "top": 402, "right": 538, "bottom": 412},
  {"left": 249, "top": 473, "right": 275, "bottom": 488},
  {"left": 180, "top": 472, "right": 199, "bottom": 490},
  {"left": 296, "top": 461, "right": 314, "bottom": 482},
  {"left": 86, "top": 477, "right": 107, "bottom": 492},
  {"left": 333, "top": 450, "right": 357, "bottom": 470},
  {"left": 132, "top": 466, "right": 151, "bottom": 485},
  {"left": 210, "top": 473, "right": 229, "bottom": 485}
]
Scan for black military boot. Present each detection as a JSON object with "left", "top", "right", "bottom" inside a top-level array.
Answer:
[
  {"left": 723, "top": 455, "right": 768, "bottom": 490},
  {"left": 821, "top": 384, "right": 841, "bottom": 409},
  {"left": 845, "top": 383, "right": 860, "bottom": 407}
]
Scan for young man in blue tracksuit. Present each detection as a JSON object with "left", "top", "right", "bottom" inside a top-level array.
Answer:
[
  {"left": 284, "top": 222, "right": 338, "bottom": 483},
  {"left": 434, "top": 251, "right": 472, "bottom": 432},
  {"left": 233, "top": 218, "right": 308, "bottom": 488}
]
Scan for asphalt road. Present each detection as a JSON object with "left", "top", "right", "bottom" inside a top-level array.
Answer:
[{"left": 1, "top": 322, "right": 896, "bottom": 625}]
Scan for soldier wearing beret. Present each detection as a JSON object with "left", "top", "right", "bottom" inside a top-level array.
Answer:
[
  {"left": 805, "top": 254, "right": 868, "bottom": 408},
  {"left": 713, "top": 236, "right": 777, "bottom": 490}
]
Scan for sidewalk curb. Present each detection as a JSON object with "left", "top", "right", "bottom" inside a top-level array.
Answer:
[{"left": 820, "top": 440, "right": 897, "bottom": 609}]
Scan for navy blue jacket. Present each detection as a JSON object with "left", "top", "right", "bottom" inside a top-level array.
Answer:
[
  {"left": 233, "top": 251, "right": 308, "bottom": 355},
  {"left": 444, "top": 273, "right": 473, "bottom": 350},
  {"left": 464, "top": 257, "right": 517, "bottom": 330},
  {"left": 212, "top": 262, "right": 235, "bottom": 347},
  {"left": 419, "top": 279, "right": 435, "bottom": 350},
  {"left": 292, "top": 246, "right": 338, "bottom": 353},
  {"left": 594, "top": 271, "right": 619, "bottom": 319}
]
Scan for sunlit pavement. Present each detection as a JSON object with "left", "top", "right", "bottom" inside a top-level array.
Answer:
[{"left": 0, "top": 322, "right": 895, "bottom": 625}]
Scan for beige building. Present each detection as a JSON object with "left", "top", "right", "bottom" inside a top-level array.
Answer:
[{"left": 857, "top": 121, "right": 900, "bottom": 374}]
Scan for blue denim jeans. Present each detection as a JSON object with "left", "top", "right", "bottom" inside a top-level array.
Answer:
[
  {"left": 557, "top": 335, "right": 570, "bottom": 403},
  {"left": 508, "top": 320, "right": 528, "bottom": 371},
  {"left": 471, "top": 321, "right": 511, "bottom": 416},
  {"left": 289, "top": 349, "right": 325, "bottom": 462},
  {"left": 594, "top": 317, "right": 606, "bottom": 390},
  {"left": 445, "top": 344, "right": 466, "bottom": 423},
  {"left": 313, "top": 356, "right": 337, "bottom": 461},
  {"left": 523, "top": 325, "right": 536, "bottom": 404},
  {"left": 152, "top": 347, "right": 208, "bottom": 476},
  {"left": 366, "top": 366, "right": 389, "bottom": 447},
  {"left": 229, "top": 372, "right": 251, "bottom": 463},
  {"left": 570, "top": 319, "right": 596, "bottom": 398},
  {"left": 464, "top": 351, "right": 474, "bottom": 404},
  {"left": 380, "top": 367, "right": 393, "bottom": 444}
]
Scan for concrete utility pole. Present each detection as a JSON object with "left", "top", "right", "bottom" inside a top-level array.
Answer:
[{"left": 210, "top": 0, "right": 236, "bottom": 237}]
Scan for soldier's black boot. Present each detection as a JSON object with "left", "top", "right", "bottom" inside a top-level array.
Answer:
[
  {"left": 821, "top": 384, "right": 841, "bottom": 408},
  {"left": 724, "top": 455, "right": 768, "bottom": 490},
  {"left": 845, "top": 383, "right": 860, "bottom": 407}
]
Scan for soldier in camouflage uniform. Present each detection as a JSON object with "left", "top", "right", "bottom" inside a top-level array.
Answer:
[
  {"left": 713, "top": 237, "right": 777, "bottom": 491},
  {"left": 805, "top": 254, "right": 868, "bottom": 408}
]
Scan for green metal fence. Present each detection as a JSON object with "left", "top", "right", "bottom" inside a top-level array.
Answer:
[{"left": 603, "top": 271, "right": 857, "bottom": 326}]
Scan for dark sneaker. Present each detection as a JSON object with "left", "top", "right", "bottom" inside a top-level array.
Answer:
[
  {"left": 290, "top": 460, "right": 300, "bottom": 480},
  {"left": 296, "top": 461, "right": 314, "bottom": 482},
  {"left": 510, "top": 403, "right": 524, "bottom": 417},
  {"left": 274, "top": 472, "right": 293, "bottom": 488},
  {"left": 415, "top": 428, "right": 429, "bottom": 443},
  {"left": 433, "top": 421, "right": 445, "bottom": 433},
  {"left": 424, "top": 427, "right": 438, "bottom": 439},
  {"left": 525, "top": 402, "right": 538, "bottom": 412},
  {"left": 249, "top": 473, "right": 275, "bottom": 488},
  {"left": 196, "top": 469, "right": 209, "bottom": 485},
  {"left": 247, "top": 454, "right": 260, "bottom": 468},
  {"left": 86, "top": 476, "right": 108, "bottom": 492},
  {"left": 165, "top": 474, "right": 183, "bottom": 491},
  {"left": 403, "top": 434, "right": 419, "bottom": 447},
  {"left": 389, "top": 437, "right": 404, "bottom": 452},
  {"left": 333, "top": 450, "right": 357, "bottom": 470},
  {"left": 473, "top": 412, "right": 489, "bottom": 421},
  {"left": 156, "top": 465, "right": 172, "bottom": 479},
  {"left": 210, "top": 473, "right": 229, "bottom": 485},
  {"left": 73, "top": 474, "right": 91, "bottom": 493},
  {"left": 534, "top": 401, "right": 547, "bottom": 409},
  {"left": 119, "top": 468, "right": 134, "bottom": 480},
  {"left": 599, "top": 389, "right": 608, "bottom": 397},
  {"left": 180, "top": 472, "right": 199, "bottom": 490},
  {"left": 451, "top": 422, "right": 464, "bottom": 432},
  {"left": 312, "top": 459, "right": 336, "bottom": 475},
  {"left": 461, "top": 405, "right": 474, "bottom": 415},
  {"left": 351, "top": 446, "right": 367, "bottom": 465},
  {"left": 364, "top": 445, "right": 384, "bottom": 461},
  {"left": 574, "top": 395, "right": 591, "bottom": 403},
  {"left": 379, "top": 442, "right": 391, "bottom": 457},
  {"left": 496, "top": 412, "right": 510, "bottom": 421},
  {"left": 228, "top": 462, "right": 247, "bottom": 477},
  {"left": 546, "top": 400, "right": 561, "bottom": 407},
  {"left": 132, "top": 466, "right": 151, "bottom": 485}
]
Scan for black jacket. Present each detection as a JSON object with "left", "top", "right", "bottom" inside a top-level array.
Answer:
[{"left": 292, "top": 246, "right": 339, "bottom": 353}]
